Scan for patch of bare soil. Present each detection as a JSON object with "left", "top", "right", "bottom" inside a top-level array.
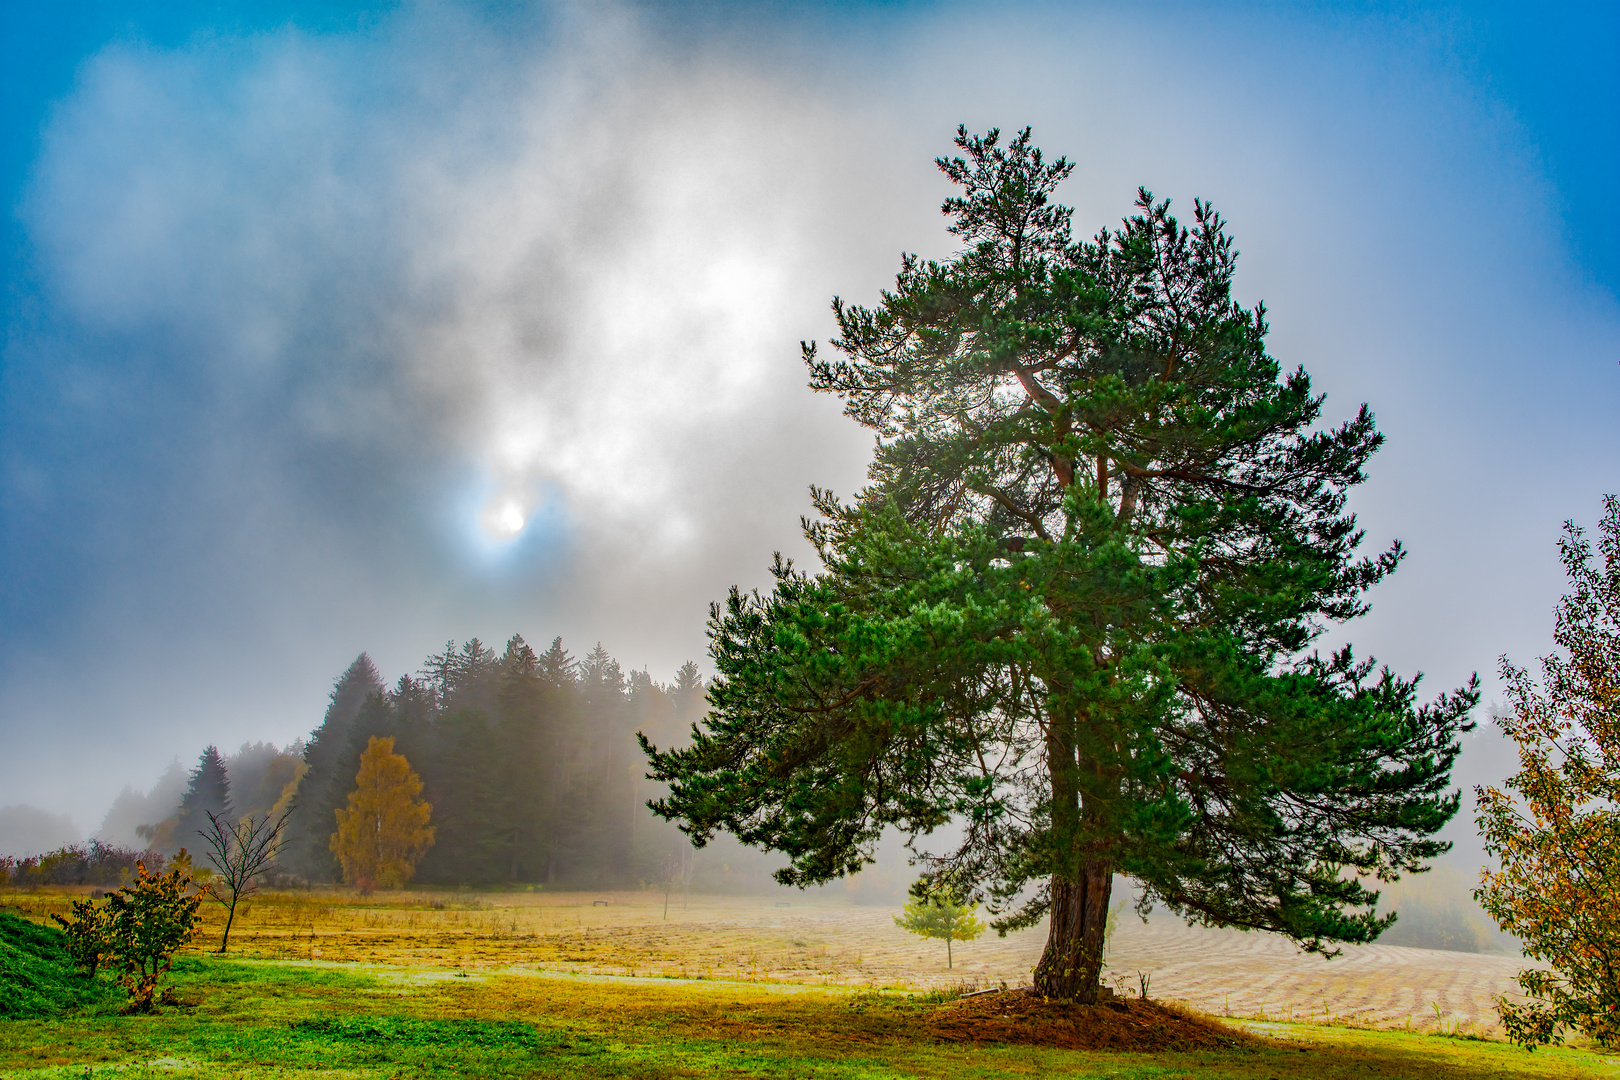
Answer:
[{"left": 927, "top": 988, "right": 1253, "bottom": 1051}]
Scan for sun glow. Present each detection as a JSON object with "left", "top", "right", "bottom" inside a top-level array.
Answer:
[{"left": 480, "top": 495, "right": 528, "bottom": 541}]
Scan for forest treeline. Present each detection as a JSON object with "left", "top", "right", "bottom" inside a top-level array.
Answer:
[
  {"left": 279, "top": 635, "right": 704, "bottom": 887},
  {"left": 78, "top": 636, "right": 716, "bottom": 890}
]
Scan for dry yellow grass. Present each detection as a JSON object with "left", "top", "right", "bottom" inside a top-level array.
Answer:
[{"left": 1, "top": 886, "right": 1533, "bottom": 1036}]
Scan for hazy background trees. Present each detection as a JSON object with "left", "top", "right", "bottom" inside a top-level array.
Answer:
[
  {"left": 269, "top": 635, "right": 713, "bottom": 889},
  {"left": 1, "top": 635, "right": 770, "bottom": 894},
  {"left": 0, "top": 620, "right": 1539, "bottom": 962}
]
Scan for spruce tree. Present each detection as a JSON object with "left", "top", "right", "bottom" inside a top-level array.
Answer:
[
  {"left": 645, "top": 127, "right": 1479, "bottom": 1002},
  {"left": 538, "top": 637, "right": 577, "bottom": 688},
  {"left": 286, "top": 654, "right": 384, "bottom": 879},
  {"left": 174, "top": 746, "right": 232, "bottom": 854},
  {"left": 670, "top": 661, "right": 705, "bottom": 728},
  {"left": 536, "top": 637, "right": 578, "bottom": 883},
  {"left": 564, "top": 644, "right": 633, "bottom": 883},
  {"left": 497, "top": 634, "right": 546, "bottom": 882}
]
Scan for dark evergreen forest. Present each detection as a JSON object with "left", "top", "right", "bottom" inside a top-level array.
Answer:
[
  {"left": 278, "top": 636, "right": 706, "bottom": 887},
  {"left": 70, "top": 634, "right": 865, "bottom": 895}
]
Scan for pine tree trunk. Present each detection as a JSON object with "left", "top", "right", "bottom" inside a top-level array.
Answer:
[
  {"left": 1036, "top": 708, "right": 1114, "bottom": 1002},
  {"left": 1032, "top": 860, "right": 1112, "bottom": 1002}
]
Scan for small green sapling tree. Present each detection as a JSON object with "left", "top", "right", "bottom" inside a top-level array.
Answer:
[{"left": 895, "top": 880, "right": 986, "bottom": 969}]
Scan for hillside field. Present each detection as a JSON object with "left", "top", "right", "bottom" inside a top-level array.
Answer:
[{"left": 2, "top": 887, "right": 1614, "bottom": 1079}]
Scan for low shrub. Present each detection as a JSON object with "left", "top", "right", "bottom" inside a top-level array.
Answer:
[
  {"left": 48, "top": 852, "right": 206, "bottom": 1012},
  {"left": 0, "top": 842, "right": 164, "bottom": 888},
  {"left": 52, "top": 895, "right": 112, "bottom": 975}
]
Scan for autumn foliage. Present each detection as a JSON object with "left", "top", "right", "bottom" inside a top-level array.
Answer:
[
  {"left": 331, "top": 736, "right": 434, "bottom": 889},
  {"left": 1477, "top": 495, "right": 1620, "bottom": 1048},
  {"left": 54, "top": 852, "right": 205, "bottom": 1012}
]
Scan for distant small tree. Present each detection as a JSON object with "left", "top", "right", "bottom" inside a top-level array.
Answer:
[
  {"left": 657, "top": 851, "right": 687, "bottom": 921},
  {"left": 198, "top": 808, "right": 291, "bottom": 953},
  {"left": 1477, "top": 495, "right": 1620, "bottom": 1049},
  {"left": 104, "top": 851, "right": 205, "bottom": 1012},
  {"left": 895, "top": 880, "right": 986, "bottom": 969},
  {"left": 331, "top": 736, "right": 434, "bottom": 890}
]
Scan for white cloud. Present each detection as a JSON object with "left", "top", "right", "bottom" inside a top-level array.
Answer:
[{"left": 4, "top": 0, "right": 1616, "bottom": 827}]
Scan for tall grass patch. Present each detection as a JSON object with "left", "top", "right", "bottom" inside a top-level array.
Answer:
[{"left": 0, "top": 912, "right": 116, "bottom": 1018}]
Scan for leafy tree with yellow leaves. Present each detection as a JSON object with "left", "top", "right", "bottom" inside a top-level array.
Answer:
[
  {"left": 331, "top": 736, "right": 434, "bottom": 890},
  {"left": 1477, "top": 495, "right": 1620, "bottom": 1049}
]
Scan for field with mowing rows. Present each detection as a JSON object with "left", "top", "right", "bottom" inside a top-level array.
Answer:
[{"left": 2, "top": 887, "right": 1612, "bottom": 1079}]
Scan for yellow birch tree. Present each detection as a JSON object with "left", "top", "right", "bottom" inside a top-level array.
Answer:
[{"left": 331, "top": 736, "right": 434, "bottom": 890}]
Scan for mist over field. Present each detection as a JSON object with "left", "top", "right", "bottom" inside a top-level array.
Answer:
[{"left": 1, "top": 1, "right": 1615, "bottom": 966}]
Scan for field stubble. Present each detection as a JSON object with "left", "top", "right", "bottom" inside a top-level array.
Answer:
[{"left": 4, "top": 885, "right": 1533, "bottom": 1037}]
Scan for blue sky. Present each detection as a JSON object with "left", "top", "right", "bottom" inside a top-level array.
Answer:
[{"left": 1, "top": 0, "right": 1616, "bottom": 844}]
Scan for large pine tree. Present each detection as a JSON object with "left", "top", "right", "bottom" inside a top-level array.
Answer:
[{"left": 645, "top": 127, "right": 1479, "bottom": 1001}]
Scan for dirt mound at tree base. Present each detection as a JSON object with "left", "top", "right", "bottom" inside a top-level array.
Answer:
[{"left": 927, "top": 988, "right": 1253, "bottom": 1051}]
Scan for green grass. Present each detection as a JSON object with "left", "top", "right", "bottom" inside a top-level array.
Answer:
[
  {"left": 0, "top": 912, "right": 116, "bottom": 1019},
  {"left": 2, "top": 954, "right": 1617, "bottom": 1080}
]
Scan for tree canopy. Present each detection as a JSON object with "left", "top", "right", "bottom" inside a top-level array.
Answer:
[{"left": 645, "top": 126, "right": 1478, "bottom": 1001}]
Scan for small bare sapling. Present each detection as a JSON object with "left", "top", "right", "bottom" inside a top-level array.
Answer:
[{"left": 199, "top": 808, "right": 291, "bottom": 953}]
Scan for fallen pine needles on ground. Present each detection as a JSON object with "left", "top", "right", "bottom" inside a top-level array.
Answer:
[{"left": 927, "top": 988, "right": 1253, "bottom": 1051}]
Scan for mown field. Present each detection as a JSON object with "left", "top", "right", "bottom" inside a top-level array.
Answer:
[{"left": 3, "top": 887, "right": 1614, "bottom": 1079}]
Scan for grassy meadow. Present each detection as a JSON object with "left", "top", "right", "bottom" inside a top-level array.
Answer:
[{"left": 3, "top": 887, "right": 1616, "bottom": 1079}]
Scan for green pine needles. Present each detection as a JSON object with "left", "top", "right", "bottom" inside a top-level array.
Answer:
[{"left": 643, "top": 126, "right": 1478, "bottom": 1002}]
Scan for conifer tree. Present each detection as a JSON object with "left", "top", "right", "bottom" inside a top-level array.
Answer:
[
  {"left": 173, "top": 746, "right": 232, "bottom": 853},
  {"left": 536, "top": 637, "right": 578, "bottom": 882},
  {"left": 895, "top": 880, "right": 986, "bottom": 968},
  {"left": 670, "top": 661, "right": 705, "bottom": 728},
  {"left": 497, "top": 634, "right": 546, "bottom": 882},
  {"left": 538, "top": 636, "right": 577, "bottom": 688},
  {"left": 645, "top": 127, "right": 1478, "bottom": 1002},
  {"left": 565, "top": 644, "right": 633, "bottom": 881},
  {"left": 285, "top": 654, "right": 383, "bottom": 878}
]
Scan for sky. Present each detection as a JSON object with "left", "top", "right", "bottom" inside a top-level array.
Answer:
[{"left": 1, "top": 0, "right": 1616, "bottom": 851}]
